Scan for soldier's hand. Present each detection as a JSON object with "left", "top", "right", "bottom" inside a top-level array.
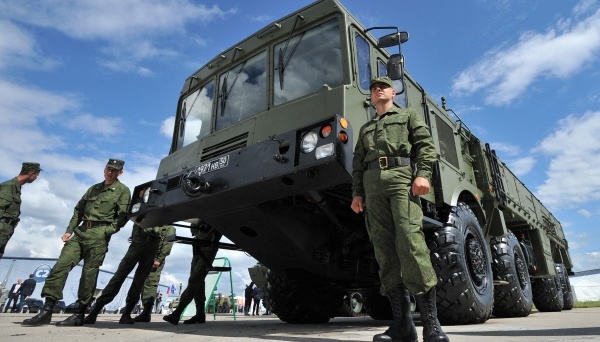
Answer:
[
  {"left": 61, "top": 233, "right": 71, "bottom": 242},
  {"left": 412, "top": 177, "right": 430, "bottom": 196},
  {"left": 153, "top": 260, "right": 161, "bottom": 268},
  {"left": 351, "top": 196, "right": 364, "bottom": 213}
]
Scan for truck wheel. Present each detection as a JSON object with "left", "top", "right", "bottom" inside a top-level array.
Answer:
[
  {"left": 532, "top": 272, "right": 564, "bottom": 312},
  {"left": 427, "top": 203, "right": 494, "bottom": 324},
  {"left": 364, "top": 291, "right": 393, "bottom": 320},
  {"left": 267, "top": 271, "right": 334, "bottom": 323},
  {"left": 336, "top": 294, "right": 362, "bottom": 317},
  {"left": 555, "top": 263, "right": 574, "bottom": 310},
  {"left": 490, "top": 231, "right": 533, "bottom": 317}
]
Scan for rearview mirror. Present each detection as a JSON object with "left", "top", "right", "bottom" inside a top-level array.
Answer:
[
  {"left": 387, "top": 54, "right": 404, "bottom": 80},
  {"left": 377, "top": 31, "right": 409, "bottom": 48}
]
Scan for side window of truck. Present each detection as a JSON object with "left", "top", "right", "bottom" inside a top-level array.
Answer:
[{"left": 355, "top": 33, "right": 371, "bottom": 90}]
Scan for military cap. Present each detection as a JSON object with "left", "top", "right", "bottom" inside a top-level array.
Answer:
[
  {"left": 21, "top": 162, "right": 42, "bottom": 173},
  {"left": 106, "top": 158, "right": 125, "bottom": 170},
  {"left": 369, "top": 76, "right": 394, "bottom": 89}
]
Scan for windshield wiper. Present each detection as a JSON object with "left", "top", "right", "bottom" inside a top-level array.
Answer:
[
  {"left": 277, "top": 15, "right": 305, "bottom": 90},
  {"left": 219, "top": 47, "right": 243, "bottom": 115}
]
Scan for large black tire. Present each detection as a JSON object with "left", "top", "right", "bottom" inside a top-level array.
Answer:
[
  {"left": 532, "top": 273, "right": 563, "bottom": 312},
  {"left": 267, "top": 272, "right": 338, "bottom": 323},
  {"left": 364, "top": 291, "right": 393, "bottom": 320},
  {"left": 490, "top": 231, "right": 533, "bottom": 317},
  {"left": 555, "top": 263, "right": 574, "bottom": 310},
  {"left": 427, "top": 203, "right": 494, "bottom": 325}
]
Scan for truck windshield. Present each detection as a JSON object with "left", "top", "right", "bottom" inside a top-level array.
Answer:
[
  {"left": 216, "top": 51, "right": 267, "bottom": 131},
  {"left": 178, "top": 80, "right": 215, "bottom": 148},
  {"left": 273, "top": 18, "right": 342, "bottom": 106}
]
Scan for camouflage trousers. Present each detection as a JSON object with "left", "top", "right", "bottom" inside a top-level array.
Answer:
[
  {"left": 0, "top": 221, "right": 15, "bottom": 258},
  {"left": 41, "top": 225, "right": 112, "bottom": 305},
  {"left": 363, "top": 168, "right": 437, "bottom": 296},
  {"left": 141, "top": 260, "right": 166, "bottom": 307},
  {"left": 95, "top": 238, "right": 160, "bottom": 309},
  {"left": 176, "top": 231, "right": 222, "bottom": 315}
]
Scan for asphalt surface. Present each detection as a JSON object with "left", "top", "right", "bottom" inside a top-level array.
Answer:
[{"left": 1, "top": 308, "right": 599, "bottom": 342}]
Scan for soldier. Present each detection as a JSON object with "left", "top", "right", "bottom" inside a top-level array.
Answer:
[
  {"left": 84, "top": 224, "right": 175, "bottom": 324},
  {"left": 351, "top": 77, "right": 448, "bottom": 342},
  {"left": 133, "top": 225, "right": 176, "bottom": 322},
  {"left": 163, "top": 226, "right": 221, "bottom": 325},
  {"left": 22, "top": 158, "right": 130, "bottom": 327},
  {"left": 0, "top": 162, "right": 42, "bottom": 259}
]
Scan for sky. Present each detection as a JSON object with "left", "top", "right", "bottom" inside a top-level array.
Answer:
[{"left": 1, "top": 0, "right": 600, "bottom": 306}]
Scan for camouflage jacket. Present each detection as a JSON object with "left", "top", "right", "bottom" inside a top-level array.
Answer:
[
  {"left": 66, "top": 179, "right": 131, "bottom": 235},
  {"left": 352, "top": 106, "right": 436, "bottom": 198},
  {"left": 0, "top": 178, "right": 21, "bottom": 222}
]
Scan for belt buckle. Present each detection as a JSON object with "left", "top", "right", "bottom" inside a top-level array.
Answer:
[
  {"left": 378, "top": 157, "right": 388, "bottom": 169},
  {"left": 86, "top": 221, "right": 92, "bottom": 228}
]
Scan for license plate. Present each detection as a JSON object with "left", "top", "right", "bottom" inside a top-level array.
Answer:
[{"left": 197, "top": 155, "right": 229, "bottom": 175}]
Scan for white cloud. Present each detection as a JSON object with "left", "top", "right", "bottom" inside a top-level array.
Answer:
[
  {"left": 507, "top": 156, "right": 536, "bottom": 176},
  {"left": 451, "top": 3, "right": 600, "bottom": 105},
  {"left": 579, "top": 208, "right": 593, "bottom": 217},
  {"left": 0, "top": 20, "right": 58, "bottom": 71},
  {"left": 571, "top": 251, "right": 600, "bottom": 271},
  {"left": 489, "top": 141, "right": 521, "bottom": 157},
  {"left": 0, "top": 0, "right": 237, "bottom": 75},
  {"left": 62, "top": 113, "right": 124, "bottom": 137},
  {"left": 535, "top": 111, "right": 600, "bottom": 209}
]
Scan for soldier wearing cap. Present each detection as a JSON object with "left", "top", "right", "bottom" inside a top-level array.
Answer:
[
  {"left": 23, "top": 158, "right": 131, "bottom": 327},
  {"left": 351, "top": 77, "right": 448, "bottom": 342},
  {"left": 0, "top": 162, "right": 42, "bottom": 259}
]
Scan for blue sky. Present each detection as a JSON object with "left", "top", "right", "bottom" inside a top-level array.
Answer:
[{"left": 1, "top": 0, "right": 600, "bottom": 304}]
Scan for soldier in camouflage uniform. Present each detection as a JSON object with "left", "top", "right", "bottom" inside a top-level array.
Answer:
[
  {"left": 0, "top": 162, "right": 42, "bottom": 259},
  {"left": 22, "top": 159, "right": 130, "bottom": 327},
  {"left": 163, "top": 226, "right": 221, "bottom": 325},
  {"left": 83, "top": 224, "right": 175, "bottom": 325},
  {"left": 133, "top": 224, "right": 176, "bottom": 322},
  {"left": 351, "top": 77, "right": 448, "bottom": 342}
]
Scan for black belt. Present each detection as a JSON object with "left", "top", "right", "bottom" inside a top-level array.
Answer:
[
  {"left": 133, "top": 236, "right": 160, "bottom": 243},
  {"left": 367, "top": 157, "right": 411, "bottom": 170},
  {"left": 0, "top": 217, "right": 18, "bottom": 226},
  {"left": 81, "top": 221, "right": 110, "bottom": 228}
]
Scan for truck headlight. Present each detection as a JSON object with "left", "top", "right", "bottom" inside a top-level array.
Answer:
[
  {"left": 142, "top": 187, "right": 151, "bottom": 203},
  {"left": 315, "top": 143, "right": 334, "bottom": 159},
  {"left": 301, "top": 131, "right": 318, "bottom": 153}
]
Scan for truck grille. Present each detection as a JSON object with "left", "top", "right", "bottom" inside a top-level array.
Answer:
[{"left": 200, "top": 132, "right": 249, "bottom": 162}]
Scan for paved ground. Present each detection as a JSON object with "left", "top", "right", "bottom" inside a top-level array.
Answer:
[{"left": 0, "top": 308, "right": 599, "bottom": 342}]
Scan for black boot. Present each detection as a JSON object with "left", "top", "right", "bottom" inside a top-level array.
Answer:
[
  {"left": 163, "top": 310, "right": 182, "bottom": 325},
  {"left": 373, "top": 287, "right": 418, "bottom": 342},
  {"left": 84, "top": 301, "right": 105, "bottom": 324},
  {"left": 119, "top": 303, "right": 135, "bottom": 324},
  {"left": 56, "top": 303, "right": 87, "bottom": 327},
  {"left": 183, "top": 310, "right": 206, "bottom": 324},
  {"left": 133, "top": 302, "right": 154, "bottom": 323},
  {"left": 22, "top": 299, "right": 54, "bottom": 326},
  {"left": 416, "top": 288, "right": 449, "bottom": 342}
]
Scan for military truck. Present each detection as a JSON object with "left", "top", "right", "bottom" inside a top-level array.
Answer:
[{"left": 129, "top": 0, "right": 573, "bottom": 324}]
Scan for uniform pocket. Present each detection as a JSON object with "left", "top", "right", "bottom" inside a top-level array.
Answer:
[
  {"left": 383, "top": 115, "right": 409, "bottom": 146},
  {"left": 361, "top": 125, "right": 376, "bottom": 149}
]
